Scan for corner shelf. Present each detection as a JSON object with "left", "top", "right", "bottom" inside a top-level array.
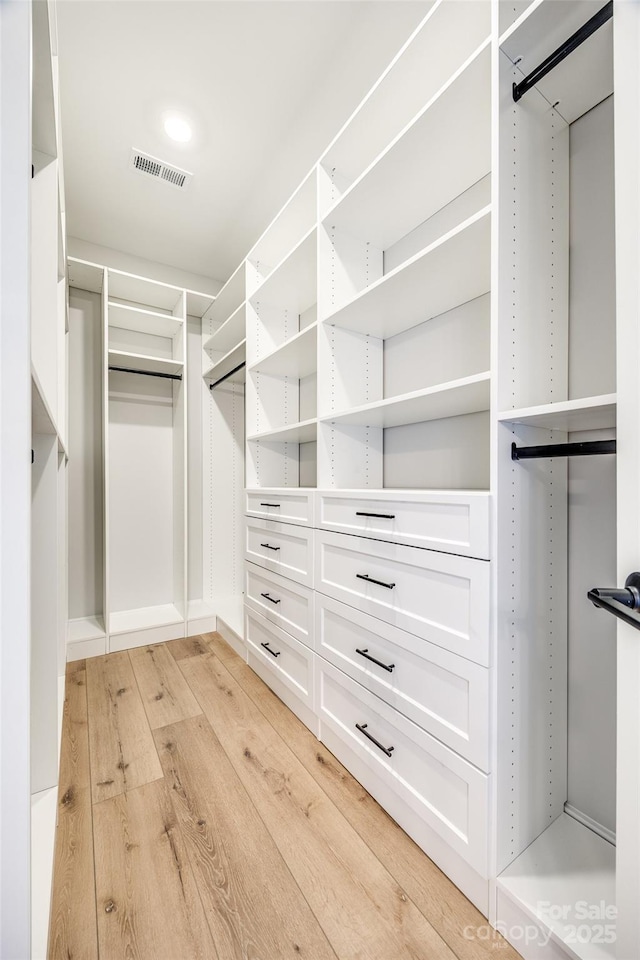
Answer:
[
  {"left": 203, "top": 261, "right": 245, "bottom": 327},
  {"left": 107, "top": 349, "right": 184, "bottom": 378},
  {"left": 205, "top": 340, "right": 246, "bottom": 385},
  {"left": 250, "top": 227, "right": 317, "bottom": 313},
  {"left": 322, "top": 206, "right": 490, "bottom": 337},
  {"left": 204, "top": 302, "right": 246, "bottom": 355},
  {"left": 321, "top": 372, "right": 490, "bottom": 430},
  {"left": 249, "top": 323, "right": 317, "bottom": 379},
  {"left": 247, "top": 418, "right": 318, "bottom": 444},
  {"left": 108, "top": 301, "right": 183, "bottom": 338},
  {"left": 498, "top": 394, "right": 616, "bottom": 432}
]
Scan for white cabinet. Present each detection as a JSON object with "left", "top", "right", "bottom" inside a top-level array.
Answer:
[
  {"left": 245, "top": 517, "right": 314, "bottom": 588},
  {"left": 245, "top": 563, "right": 314, "bottom": 647},
  {"left": 246, "top": 488, "right": 314, "bottom": 528}
]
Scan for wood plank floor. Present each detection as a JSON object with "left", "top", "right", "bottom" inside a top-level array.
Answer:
[{"left": 49, "top": 633, "right": 522, "bottom": 960}]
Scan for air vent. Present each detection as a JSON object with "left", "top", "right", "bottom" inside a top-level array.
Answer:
[{"left": 129, "top": 149, "right": 192, "bottom": 190}]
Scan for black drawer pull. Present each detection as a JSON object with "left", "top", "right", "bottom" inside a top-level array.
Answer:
[
  {"left": 355, "top": 722, "right": 394, "bottom": 757},
  {"left": 261, "top": 641, "right": 281, "bottom": 658},
  {"left": 260, "top": 592, "right": 281, "bottom": 605},
  {"left": 356, "top": 511, "right": 395, "bottom": 520},
  {"left": 356, "top": 648, "right": 395, "bottom": 673},
  {"left": 260, "top": 502, "right": 280, "bottom": 507},
  {"left": 356, "top": 573, "right": 395, "bottom": 590},
  {"left": 260, "top": 543, "right": 281, "bottom": 551}
]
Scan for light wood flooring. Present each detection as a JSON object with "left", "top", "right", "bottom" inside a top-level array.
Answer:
[{"left": 49, "top": 632, "right": 521, "bottom": 960}]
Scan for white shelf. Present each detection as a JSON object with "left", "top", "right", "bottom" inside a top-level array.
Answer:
[
  {"left": 206, "top": 340, "right": 246, "bottom": 385},
  {"left": 108, "top": 268, "right": 183, "bottom": 314},
  {"left": 498, "top": 814, "right": 615, "bottom": 960},
  {"left": 248, "top": 171, "right": 316, "bottom": 280},
  {"left": 323, "top": 206, "right": 490, "bottom": 338},
  {"left": 249, "top": 323, "right": 317, "bottom": 379},
  {"left": 248, "top": 418, "right": 318, "bottom": 445},
  {"left": 67, "top": 257, "right": 104, "bottom": 294},
  {"left": 187, "top": 599, "right": 217, "bottom": 620},
  {"left": 204, "top": 301, "right": 246, "bottom": 355},
  {"left": 108, "top": 301, "right": 183, "bottom": 338},
  {"left": 250, "top": 227, "right": 317, "bottom": 313},
  {"left": 203, "top": 261, "right": 245, "bottom": 326},
  {"left": 323, "top": 40, "right": 491, "bottom": 250},
  {"left": 499, "top": 394, "right": 616, "bottom": 432},
  {"left": 186, "top": 289, "right": 215, "bottom": 319},
  {"left": 108, "top": 349, "right": 184, "bottom": 377},
  {"left": 109, "top": 603, "right": 184, "bottom": 635},
  {"left": 321, "top": 372, "right": 490, "bottom": 430},
  {"left": 67, "top": 615, "right": 106, "bottom": 643}
]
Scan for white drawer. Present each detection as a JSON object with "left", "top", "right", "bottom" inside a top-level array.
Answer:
[
  {"left": 316, "top": 659, "right": 488, "bottom": 876},
  {"left": 245, "top": 607, "right": 314, "bottom": 711},
  {"left": 316, "top": 490, "right": 490, "bottom": 559},
  {"left": 315, "top": 594, "right": 489, "bottom": 770},
  {"left": 246, "top": 489, "right": 314, "bottom": 527},
  {"left": 245, "top": 517, "right": 314, "bottom": 587},
  {"left": 315, "top": 529, "right": 490, "bottom": 665},
  {"left": 245, "top": 562, "right": 314, "bottom": 648}
]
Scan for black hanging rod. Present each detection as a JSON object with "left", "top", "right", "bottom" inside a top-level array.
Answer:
[
  {"left": 512, "top": 0, "right": 613, "bottom": 103},
  {"left": 588, "top": 572, "right": 640, "bottom": 632},
  {"left": 109, "top": 364, "right": 182, "bottom": 381},
  {"left": 512, "top": 439, "right": 616, "bottom": 461},
  {"left": 209, "top": 361, "right": 246, "bottom": 390}
]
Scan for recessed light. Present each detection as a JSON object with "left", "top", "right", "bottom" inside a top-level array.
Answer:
[{"left": 164, "top": 116, "right": 192, "bottom": 143}]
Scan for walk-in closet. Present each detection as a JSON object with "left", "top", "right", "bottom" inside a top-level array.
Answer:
[{"left": 2, "top": 1, "right": 640, "bottom": 958}]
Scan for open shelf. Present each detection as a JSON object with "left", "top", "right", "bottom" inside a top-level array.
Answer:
[
  {"left": 186, "top": 289, "right": 215, "bottom": 319},
  {"left": 67, "top": 615, "right": 106, "bottom": 644},
  {"left": 187, "top": 599, "right": 217, "bottom": 620},
  {"left": 321, "top": 372, "right": 490, "bottom": 430},
  {"left": 108, "top": 349, "right": 184, "bottom": 377},
  {"left": 249, "top": 323, "right": 317, "bottom": 379},
  {"left": 108, "top": 301, "right": 183, "bottom": 338},
  {"left": 322, "top": 40, "right": 491, "bottom": 250},
  {"left": 323, "top": 206, "right": 490, "bottom": 337},
  {"left": 250, "top": 227, "right": 317, "bottom": 313},
  {"left": 205, "top": 302, "right": 246, "bottom": 354},
  {"left": 247, "top": 171, "right": 317, "bottom": 292},
  {"left": 108, "top": 269, "right": 183, "bottom": 314},
  {"left": 498, "top": 814, "right": 615, "bottom": 960},
  {"left": 206, "top": 340, "right": 246, "bottom": 386},
  {"left": 109, "top": 603, "right": 184, "bottom": 636},
  {"left": 499, "top": 394, "right": 616, "bottom": 432},
  {"left": 204, "top": 261, "right": 245, "bottom": 327},
  {"left": 67, "top": 257, "right": 104, "bottom": 294},
  {"left": 247, "top": 418, "right": 318, "bottom": 445}
]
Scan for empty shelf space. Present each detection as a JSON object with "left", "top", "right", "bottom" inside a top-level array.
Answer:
[
  {"left": 108, "top": 301, "right": 183, "bottom": 338},
  {"left": 205, "top": 340, "right": 246, "bottom": 385},
  {"left": 250, "top": 228, "right": 317, "bottom": 313},
  {"left": 108, "top": 269, "right": 183, "bottom": 314},
  {"left": 67, "top": 615, "right": 106, "bottom": 643},
  {"left": 108, "top": 349, "right": 184, "bottom": 377},
  {"left": 321, "top": 372, "right": 490, "bottom": 430},
  {"left": 248, "top": 418, "right": 318, "bottom": 444},
  {"left": 204, "top": 302, "right": 246, "bottom": 354},
  {"left": 499, "top": 394, "right": 616, "bottom": 431},
  {"left": 323, "top": 206, "right": 490, "bottom": 338},
  {"left": 187, "top": 599, "right": 218, "bottom": 620},
  {"left": 323, "top": 40, "right": 491, "bottom": 249},
  {"left": 109, "top": 603, "right": 184, "bottom": 635},
  {"left": 67, "top": 257, "right": 104, "bottom": 294},
  {"left": 249, "top": 324, "right": 317, "bottom": 379},
  {"left": 248, "top": 171, "right": 317, "bottom": 290},
  {"left": 203, "top": 262, "right": 245, "bottom": 326},
  {"left": 186, "top": 289, "right": 215, "bottom": 319}
]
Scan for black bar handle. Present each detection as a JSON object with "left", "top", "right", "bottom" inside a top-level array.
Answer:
[
  {"left": 355, "top": 723, "right": 394, "bottom": 758},
  {"left": 356, "top": 648, "right": 395, "bottom": 673},
  {"left": 260, "top": 502, "right": 281, "bottom": 508},
  {"left": 513, "top": 1, "right": 612, "bottom": 103},
  {"left": 109, "top": 365, "right": 182, "bottom": 382},
  {"left": 260, "top": 543, "right": 281, "bottom": 551},
  {"left": 260, "top": 592, "right": 281, "bottom": 605},
  {"left": 512, "top": 440, "right": 616, "bottom": 461},
  {"left": 356, "top": 511, "right": 395, "bottom": 520},
  {"left": 356, "top": 573, "right": 396, "bottom": 590},
  {"left": 588, "top": 572, "right": 640, "bottom": 631},
  {"left": 261, "top": 641, "right": 281, "bottom": 658}
]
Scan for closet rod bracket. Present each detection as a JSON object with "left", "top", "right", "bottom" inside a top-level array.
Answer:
[{"left": 588, "top": 572, "right": 640, "bottom": 632}]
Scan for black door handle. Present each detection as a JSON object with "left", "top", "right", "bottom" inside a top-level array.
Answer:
[
  {"left": 356, "top": 648, "right": 395, "bottom": 673},
  {"left": 260, "top": 592, "right": 281, "bottom": 604},
  {"left": 261, "top": 641, "right": 281, "bottom": 658},
  {"left": 260, "top": 543, "right": 281, "bottom": 551},
  {"left": 356, "top": 573, "right": 395, "bottom": 590},
  {"left": 355, "top": 722, "right": 394, "bottom": 757}
]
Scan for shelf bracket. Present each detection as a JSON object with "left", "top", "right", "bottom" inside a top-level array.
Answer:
[{"left": 511, "top": 440, "right": 616, "bottom": 461}]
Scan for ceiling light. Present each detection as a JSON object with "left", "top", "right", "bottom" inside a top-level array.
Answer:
[{"left": 164, "top": 116, "right": 192, "bottom": 143}]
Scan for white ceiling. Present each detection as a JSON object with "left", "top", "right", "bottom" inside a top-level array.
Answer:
[{"left": 57, "top": 0, "right": 429, "bottom": 285}]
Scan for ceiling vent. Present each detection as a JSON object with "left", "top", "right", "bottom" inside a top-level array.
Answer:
[{"left": 129, "top": 149, "right": 192, "bottom": 190}]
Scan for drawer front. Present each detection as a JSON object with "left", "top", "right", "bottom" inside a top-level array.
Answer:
[
  {"left": 245, "top": 562, "right": 314, "bottom": 647},
  {"left": 246, "top": 489, "right": 314, "bottom": 527},
  {"left": 245, "top": 517, "right": 314, "bottom": 587},
  {"left": 316, "top": 659, "right": 488, "bottom": 876},
  {"left": 315, "top": 594, "right": 489, "bottom": 770},
  {"left": 316, "top": 491, "right": 490, "bottom": 559},
  {"left": 315, "top": 530, "right": 490, "bottom": 665},
  {"left": 245, "top": 607, "right": 314, "bottom": 707}
]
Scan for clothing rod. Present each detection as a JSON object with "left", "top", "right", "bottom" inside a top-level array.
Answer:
[
  {"left": 108, "top": 365, "right": 182, "bottom": 381},
  {"left": 511, "top": 439, "right": 616, "bottom": 461},
  {"left": 209, "top": 361, "right": 246, "bottom": 390},
  {"left": 588, "top": 573, "right": 640, "bottom": 632},
  {"left": 512, "top": 0, "right": 613, "bottom": 103}
]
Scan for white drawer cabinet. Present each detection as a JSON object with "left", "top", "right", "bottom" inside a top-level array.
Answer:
[
  {"left": 316, "top": 490, "right": 490, "bottom": 559},
  {"left": 315, "top": 529, "right": 490, "bottom": 665},
  {"left": 316, "top": 659, "right": 489, "bottom": 876},
  {"left": 245, "top": 607, "right": 315, "bottom": 728},
  {"left": 245, "top": 562, "right": 314, "bottom": 647},
  {"left": 246, "top": 489, "right": 314, "bottom": 528},
  {"left": 245, "top": 517, "right": 314, "bottom": 587},
  {"left": 315, "top": 594, "right": 489, "bottom": 770}
]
